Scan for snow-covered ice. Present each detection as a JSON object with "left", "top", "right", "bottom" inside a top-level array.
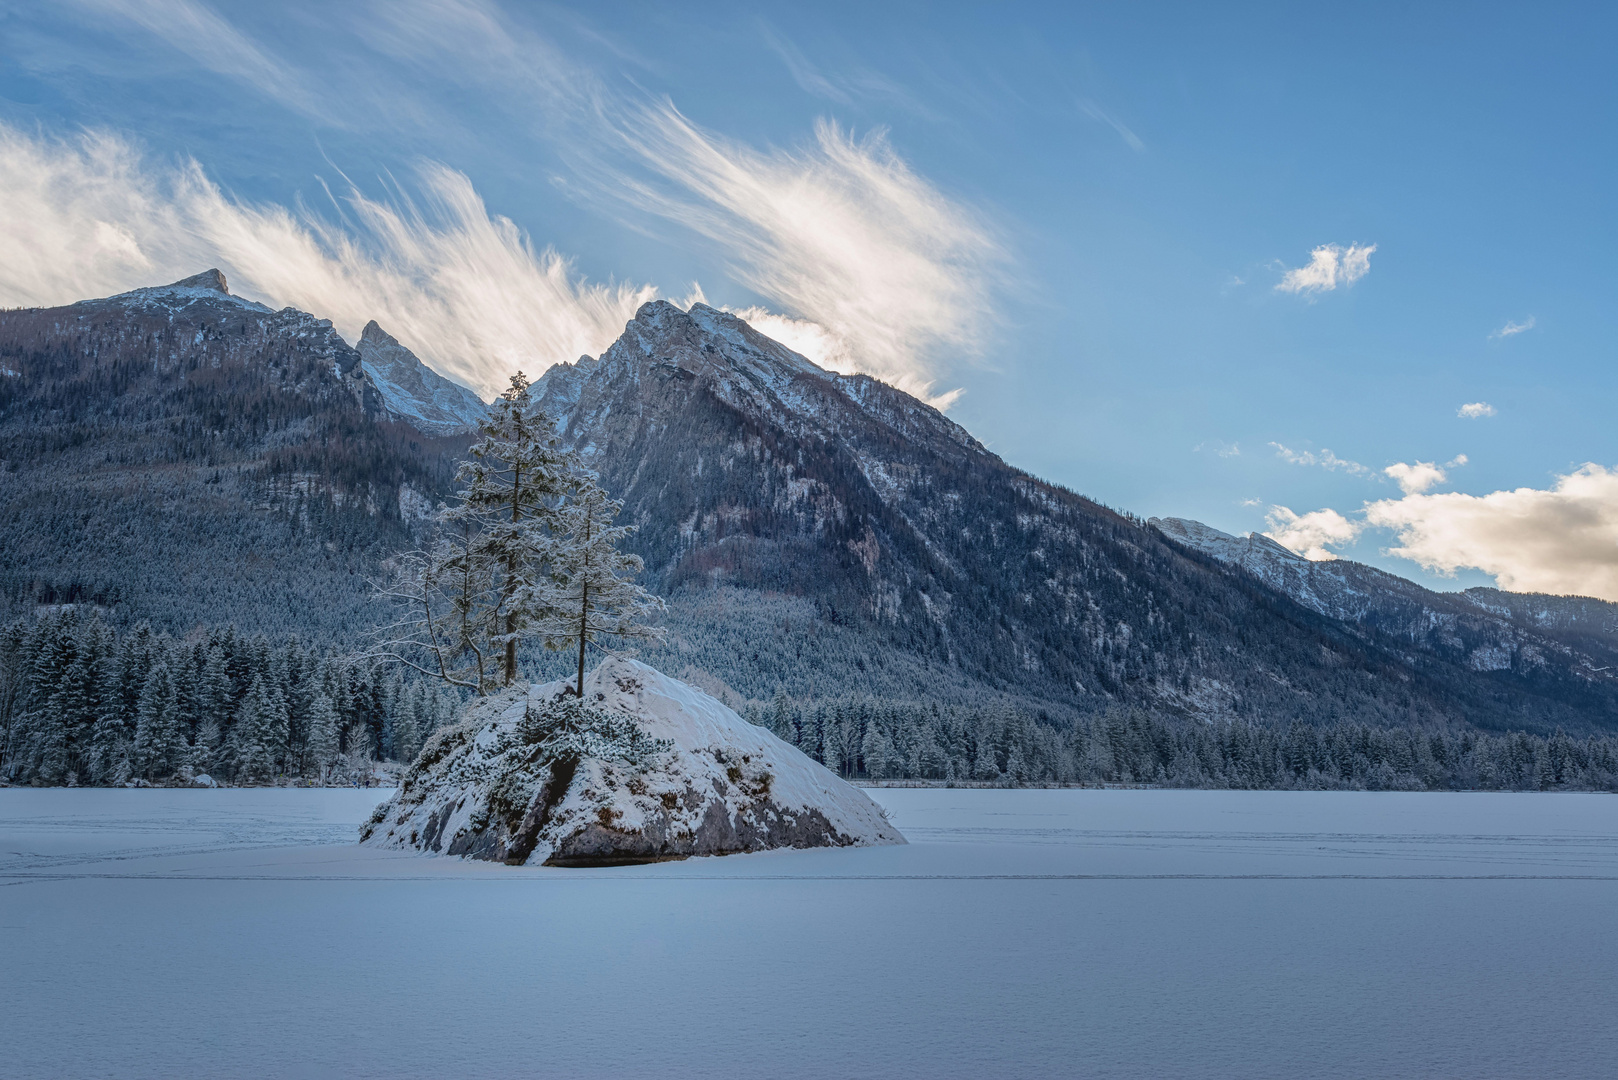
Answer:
[{"left": 3, "top": 787, "right": 1616, "bottom": 1078}]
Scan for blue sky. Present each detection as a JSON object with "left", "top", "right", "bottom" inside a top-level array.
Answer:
[{"left": 2, "top": 2, "right": 1615, "bottom": 598}]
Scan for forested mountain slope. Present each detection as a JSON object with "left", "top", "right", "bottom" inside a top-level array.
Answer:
[
  {"left": 4, "top": 276, "right": 1616, "bottom": 737},
  {"left": 535, "top": 301, "right": 1618, "bottom": 733},
  {"left": 0, "top": 271, "right": 465, "bottom": 637}
]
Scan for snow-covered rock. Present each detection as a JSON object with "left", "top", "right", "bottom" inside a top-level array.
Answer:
[{"left": 361, "top": 657, "right": 905, "bottom": 865}]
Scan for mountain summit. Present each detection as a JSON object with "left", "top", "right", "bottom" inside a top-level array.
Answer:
[
  {"left": 534, "top": 301, "right": 1618, "bottom": 731},
  {"left": 357, "top": 320, "right": 488, "bottom": 435}
]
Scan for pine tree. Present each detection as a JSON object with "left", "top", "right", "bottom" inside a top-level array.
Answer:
[
  {"left": 374, "top": 372, "right": 577, "bottom": 693},
  {"left": 862, "top": 719, "right": 894, "bottom": 780},
  {"left": 230, "top": 675, "right": 281, "bottom": 785},
  {"left": 545, "top": 473, "right": 666, "bottom": 698},
  {"left": 132, "top": 661, "right": 185, "bottom": 782},
  {"left": 303, "top": 688, "right": 340, "bottom": 781},
  {"left": 198, "top": 645, "right": 233, "bottom": 747},
  {"left": 769, "top": 688, "right": 795, "bottom": 743},
  {"left": 972, "top": 736, "right": 1001, "bottom": 782}
]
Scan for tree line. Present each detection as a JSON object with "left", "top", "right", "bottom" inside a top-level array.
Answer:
[
  {"left": 7, "top": 602, "right": 1616, "bottom": 792},
  {"left": 747, "top": 694, "right": 1618, "bottom": 792},
  {"left": 0, "top": 609, "right": 458, "bottom": 787}
]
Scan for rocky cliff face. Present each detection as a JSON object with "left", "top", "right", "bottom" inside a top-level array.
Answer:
[
  {"left": 361, "top": 657, "right": 904, "bottom": 865},
  {"left": 357, "top": 320, "right": 488, "bottom": 436}
]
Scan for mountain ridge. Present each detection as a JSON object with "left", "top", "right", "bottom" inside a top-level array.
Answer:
[{"left": 3, "top": 275, "right": 1615, "bottom": 735}]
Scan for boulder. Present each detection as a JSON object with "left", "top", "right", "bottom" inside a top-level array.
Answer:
[{"left": 361, "top": 657, "right": 905, "bottom": 865}]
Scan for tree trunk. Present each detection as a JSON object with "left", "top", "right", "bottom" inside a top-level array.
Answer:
[
  {"left": 575, "top": 580, "right": 588, "bottom": 699},
  {"left": 574, "top": 507, "right": 593, "bottom": 699},
  {"left": 504, "top": 458, "right": 522, "bottom": 686}
]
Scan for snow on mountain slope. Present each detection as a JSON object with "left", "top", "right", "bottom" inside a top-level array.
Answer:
[
  {"left": 1151, "top": 516, "right": 1618, "bottom": 688},
  {"left": 527, "top": 299, "right": 1618, "bottom": 731},
  {"left": 356, "top": 321, "right": 488, "bottom": 435},
  {"left": 362, "top": 657, "right": 904, "bottom": 864},
  {"left": 103, "top": 268, "right": 273, "bottom": 315}
]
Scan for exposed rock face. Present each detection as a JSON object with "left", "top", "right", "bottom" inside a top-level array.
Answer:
[
  {"left": 357, "top": 320, "right": 489, "bottom": 435},
  {"left": 361, "top": 657, "right": 905, "bottom": 865}
]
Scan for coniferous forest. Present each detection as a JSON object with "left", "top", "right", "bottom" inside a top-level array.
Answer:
[
  {"left": 4, "top": 607, "right": 1615, "bottom": 791},
  {"left": 0, "top": 610, "right": 457, "bottom": 787}
]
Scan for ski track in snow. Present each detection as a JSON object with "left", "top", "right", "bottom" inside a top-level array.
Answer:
[{"left": 3, "top": 787, "right": 1616, "bottom": 1079}]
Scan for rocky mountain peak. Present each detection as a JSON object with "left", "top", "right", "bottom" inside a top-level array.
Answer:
[
  {"left": 167, "top": 268, "right": 230, "bottom": 293},
  {"left": 360, "top": 319, "right": 397, "bottom": 347},
  {"left": 354, "top": 320, "right": 487, "bottom": 436}
]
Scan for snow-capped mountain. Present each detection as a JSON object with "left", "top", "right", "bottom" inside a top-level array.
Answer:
[
  {"left": 5, "top": 275, "right": 1616, "bottom": 734},
  {"left": 533, "top": 301, "right": 1618, "bottom": 731},
  {"left": 356, "top": 321, "right": 488, "bottom": 436},
  {"left": 1153, "top": 516, "right": 1618, "bottom": 688},
  {"left": 0, "top": 271, "right": 458, "bottom": 635}
]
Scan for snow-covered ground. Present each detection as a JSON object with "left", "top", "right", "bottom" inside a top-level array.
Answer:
[{"left": 3, "top": 788, "right": 1616, "bottom": 1078}]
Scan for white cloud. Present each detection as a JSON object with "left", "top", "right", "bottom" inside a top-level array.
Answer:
[
  {"left": 0, "top": 125, "right": 652, "bottom": 399},
  {"left": 1270, "top": 442, "right": 1373, "bottom": 476},
  {"left": 1194, "top": 440, "right": 1241, "bottom": 458},
  {"left": 1365, "top": 464, "right": 1618, "bottom": 601},
  {"left": 26, "top": 2, "right": 1006, "bottom": 412},
  {"left": 1490, "top": 316, "right": 1535, "bottom": 339},
  {"left": 1263, "top": 506, "right": 1363, "bottom": 561},
  {"left": 1383, "top": 460, "right": 1448, "bottom": 495},
  {"left": 607, "top": 106, "right": 1002, "bottom": 406},
  {"left": 1457, "top": 402, "right": 1497, "bottom": 418},
  {"left": 1275, "top": 243, "right": 1376, "bottom": 295}
]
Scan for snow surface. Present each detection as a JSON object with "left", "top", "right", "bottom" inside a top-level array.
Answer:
[
  {"left": 364, "top": 657, "right": 903, "bottom": 861},
  {"left": 3, "top": 787, "right": 1616, "bottom": 1078}
]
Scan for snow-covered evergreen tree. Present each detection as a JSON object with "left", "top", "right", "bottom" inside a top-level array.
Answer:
[
  {"left": 230, "top": 675, "right": 283, "bottom": 785},
  {"left": 303, "top": 688, "right": 340, "bottom": 781},
  {"left": 132, "top": 661, "right": 187, "bottom": 782},
  {"left": 545, "top": 473, "right": 666, "bottom": 699},
  {"left": 373, "top": 372, "right": 578, "bottom": 693}
]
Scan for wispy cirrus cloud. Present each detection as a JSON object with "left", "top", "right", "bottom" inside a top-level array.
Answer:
[
  {"left": 1270, "top": 442, "right": 1373, "bottom": 476},
  {"left": 349, "top": 1, "right": 1000, "bottom": 407},
  {"left": 0, "top": 124, "right": 652, "bottom": 398},
  {"left": 48, "top": 0, "right": 1002, "bottom": 410},
  {"left": 1078, "top": 99, "right": 1145, "bottom": 152},
  {"left": 71, "top": 0, "right": 336, "bottom": 123},
  {"left": 1275, "top": 243, "right": 1375, "bottom": 296},
  {"left": 1490, "top": 315, "right": 1535, "bottom": 339},
  {"left": 602, "top": 105, "right": 1004, "bottom": 406}
]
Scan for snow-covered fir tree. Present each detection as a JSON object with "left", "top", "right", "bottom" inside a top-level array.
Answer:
[
  {"left": 374, "top": 372, "right": 578, "bottom": 693},
  {"left": 545, "top": 473, "right": 665, "bottom": 699}
]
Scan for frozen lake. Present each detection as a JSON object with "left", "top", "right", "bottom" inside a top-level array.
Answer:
[{"left": 3, "top": 788, "right": 1616, "bottom": 1079}]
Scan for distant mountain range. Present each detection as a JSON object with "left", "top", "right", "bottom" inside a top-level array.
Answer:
[{"left": 3, "top": 272, "right": 1615, "bottom": 734}]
